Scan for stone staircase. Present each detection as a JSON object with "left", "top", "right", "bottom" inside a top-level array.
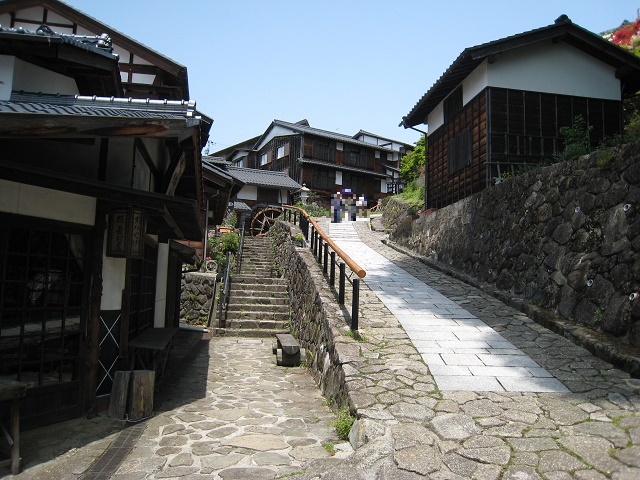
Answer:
[{"left": 217, "top": 236, "right": 290, "bottom": 337}]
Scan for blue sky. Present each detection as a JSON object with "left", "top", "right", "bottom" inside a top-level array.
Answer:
[{"left": 63, "top": 1, "right": 639, "bottom": 151}]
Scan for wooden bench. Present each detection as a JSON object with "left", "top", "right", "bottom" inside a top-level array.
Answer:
[
  {"left": 128, "top": 327, "right": 178, "bottom": 380},
  {"left": 273, "top": 333, "right": 305, "bottom": 367},
  {"left": 0, "top": 379, "right": 28, "bottom": 475}
]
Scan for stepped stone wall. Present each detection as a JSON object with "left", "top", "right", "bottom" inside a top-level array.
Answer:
[
  {"left": 270, "top": 222, "right": 355, "bottom": 407},
  {"left": 389, "top": 142, "right": 640, "bottom": 352},
  {"left": 181, "top": 272, "right": 217, "bottom": 326}
]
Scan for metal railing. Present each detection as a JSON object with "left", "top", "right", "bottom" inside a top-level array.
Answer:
[
  {"left": 217, "top": 251, "right": 232, "bottom": 327},
  {"left": 282, "top": 205, "right": 365, "bottom": 331}
]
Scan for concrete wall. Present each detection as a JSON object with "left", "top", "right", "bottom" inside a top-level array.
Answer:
[{"left": 389, "top": 142, "right": 640, "bottom": 353}]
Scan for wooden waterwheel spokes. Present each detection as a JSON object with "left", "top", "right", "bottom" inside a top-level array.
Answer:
[{"left": 250, "top": 207, "right": 282, "bottom": 236}]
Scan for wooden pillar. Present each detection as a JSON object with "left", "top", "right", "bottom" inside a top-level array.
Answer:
[{"left": 85, "top": 200, "right": 107, "bottom": 417}]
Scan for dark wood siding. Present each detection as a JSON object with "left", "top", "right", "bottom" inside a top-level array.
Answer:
[
  {"left": 427, "top": 91, "right": 486, "bottom": 209},
  {"left": 254, "top": 135, "right": 302, "bottom": 182},
  {"left": 487, "top": 87, "right": 621, "bottom": 183},
  {"left": 427, "top": 87, "right": 622, "bottom": 210}
]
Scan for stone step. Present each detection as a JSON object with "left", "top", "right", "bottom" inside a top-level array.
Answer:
[
  {"left": 226, "top": 308, "right": 290, "bottom": 318},
  {"left": 225, "top": 310, "right": 290, "bottom": 321},
  {"left": 232, "top": 276, "right": 286, "bottom": 285},
  {"left": 229, "top": 286, "right": 288, "bottom": 296},
  {"left": 227, "top": 296, "right": 289, "bottom": 306},
  {"left": 212, "top": 327, "right": 287, "bottom": 338},
  {"left": 224, "top": 319, "right": 289, "bottom": 330}
]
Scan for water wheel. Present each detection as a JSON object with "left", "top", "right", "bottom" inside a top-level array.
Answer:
[{"left": 250, "top": 207, "right": 283, "bottom": 236}]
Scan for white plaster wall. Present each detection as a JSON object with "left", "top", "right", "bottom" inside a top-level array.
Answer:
[
  {"left": 487, "top": 41, "right": 619, "bottom": 100},
  {"left": 255, "top": 125, "right": 294, "bottom": 150},
  {"left": 13, "top": 57, "right": 78, "bottom": 95},
  {"left": 101, "top": 237, "right": 126, "bottom": 311},
  {"left": 237, "top": 185, "right": 258, "bottom": 201},
  {"left": 0, "top": 179, "right": 96, "bottom": 225},
  {"left": 464, "top": 59, "right": 488, "bottom": 104},
  {"left": 427, "top": 40, "right": 620, "bottom": 132},
  {"left": 427, "top": 102, "right": 444, "bottom": 132},
  {"left": 154, "top": 242, "right": 169, "bottom": 327}
]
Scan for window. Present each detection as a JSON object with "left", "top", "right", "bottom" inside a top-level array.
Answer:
[
  {"left": 126, "top": 240, "right": 157, "bottom": 340},
  {"left": 277, "top": 145, "right": 285, "bottom": 158},
  {"left": 0, "top": 222, "right": 87, "bottom": 388},
  {"left": 260, "top": 153, "right": 268, "bottom": 166},
  {"left": 448, "top": 129, "right": 472, "bottom": 174},
  {"left": 444, "top": 85, "right": 463, "bottom": 123},
  {"left": 313, "top": 169, "right": 335, "bottom": 190},
  {"left": 346, "top": 148, "right": 361, "bottom": 167},
  {"left": 314, "top": 141, "right": 331, "bottom": 161}
]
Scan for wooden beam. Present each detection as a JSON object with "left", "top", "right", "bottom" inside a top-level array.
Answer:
[
  {"left": 160, "top": 205, "right": 183, "bottom": 238},
  {"left": 134, "top": 138, "right": 161, "bottom": 184}
]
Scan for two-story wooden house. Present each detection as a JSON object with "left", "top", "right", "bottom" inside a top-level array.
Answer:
[
  {"left": 0, "top": 0, "right": 224, "bottom": 429},
  {"left": 401, "top": 15, "right": 640, "bottom": 210},
  {"left": 215, "top": 119, "right": 413, "bottom": 205}
]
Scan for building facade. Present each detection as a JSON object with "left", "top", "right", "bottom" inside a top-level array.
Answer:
[
  {"left": 216, "top": 119, "right": 413, "bottom": 206},
  {"left": 0, "top": 0, "right": 214, "bottom": 428},
  {"left": 402, "top": 16, "right": 640, "bottom": 210}
]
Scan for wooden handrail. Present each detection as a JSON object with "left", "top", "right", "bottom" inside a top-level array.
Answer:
[{"left": 283, "top": 205, "right": 366, "bottom": 279}]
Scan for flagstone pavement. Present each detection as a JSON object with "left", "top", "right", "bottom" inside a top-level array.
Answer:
[{"left": 5, "top": 216, "right": 640, "bottom": 480}]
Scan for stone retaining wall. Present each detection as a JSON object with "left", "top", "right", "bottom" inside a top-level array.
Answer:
[
  {"left": 269, "top": 222, "right": 358, "bottom": 407},
  {"left": 389, "top": 142, "right": 640, "bottom": 349},
  {"left": 180, "top": 272, "right": 217, "bottom": 326}
]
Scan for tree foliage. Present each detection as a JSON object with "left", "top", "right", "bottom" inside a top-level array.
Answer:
[
  {"left": 610, "top": 19, "right": 640, "bottom": 55},
  {"left": 400, "top": 135, "right": 425, "bottom": 183}
]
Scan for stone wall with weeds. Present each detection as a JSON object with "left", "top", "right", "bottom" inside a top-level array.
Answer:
[{"left": 391, "top": 140, "right": 640, "bottom": 374}]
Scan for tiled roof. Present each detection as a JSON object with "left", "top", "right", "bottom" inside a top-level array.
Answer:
[
  {"left": 225, "top": 166, "right": 302, "bottom": 189},
  {"left": 202, "top": 156, "right": 231, "bottom": 166},
  {"left": 272, "top": 119, "right": 397, "bottom": 153},
  {"left": 6, "top": 92, "right": 197, "bottom": 118},
  {"left": 299, "top": 158, "right": 387, "bottom": 178},
  {"left": 402, "top": 16, "right": 640, "bottom": 127},
  {"left": 0, "top": 24, "right": 117, "bottom": 59},
  {"left": 353, "top": 129, "right": 413, "bottom": 147},
  {"left": 0, "top": 93, "right": 212, "bottom": 139}
]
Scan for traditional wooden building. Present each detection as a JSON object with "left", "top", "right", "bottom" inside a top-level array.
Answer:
[
  {"left": 401, "top": 15, "right": 640, "bottom": 210},
  {"left": 0, "top": 2, "right": 220, "bottom": 429},
  {"left": 215, "top": 119, "right": 413, "bottom": 205}
]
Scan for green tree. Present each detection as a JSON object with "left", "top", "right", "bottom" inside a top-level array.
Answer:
[{"left": 400, "top": 135, "right": 425, "bottom": 183}]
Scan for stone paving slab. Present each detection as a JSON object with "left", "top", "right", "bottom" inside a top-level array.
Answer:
[
  {"left": 109, "top": 336, "right": 345, "bottom": 479},
  {"left": 299, "top": 217, "right": 640, "bottom": 479},
  {"left": 7, "top": 217, "right": 640, "bottom": 480},
  {"left": 330, "top": 220, "right": 565, "bottom": 393}
]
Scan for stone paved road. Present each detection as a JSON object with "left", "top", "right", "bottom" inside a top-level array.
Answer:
[
  {"left": 6, "top": 216, "right": 640, "bottom": 480},
  {"left": 110, "top": 337, "right": 346, "bottom": 479},
  {"left": 330, "top": 221, "right": 567, "bottom": 393},
  {"left": 301, "top": 217, "right": 640, "bottom": 479}
]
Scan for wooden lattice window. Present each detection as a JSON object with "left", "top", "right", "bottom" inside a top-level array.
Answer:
[
  {"left": 0, "top": 219, "right": 87, "bottom": 387},
  {"left": 126, "top": 240, "right": 157, "bottom": 339}
]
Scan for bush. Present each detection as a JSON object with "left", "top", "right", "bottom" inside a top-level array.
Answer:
[
  {"left": 555, "top": 115, "right": 592, "bottom": 163},
  {"left": 332, "top": 406, "right": 355, "bottom": 440},
  {"left": 294, "top": 201, "right": 329, "bottom": 218},
  {"left": 208, "top": 231, "right": 240, "bottom": 271}
]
